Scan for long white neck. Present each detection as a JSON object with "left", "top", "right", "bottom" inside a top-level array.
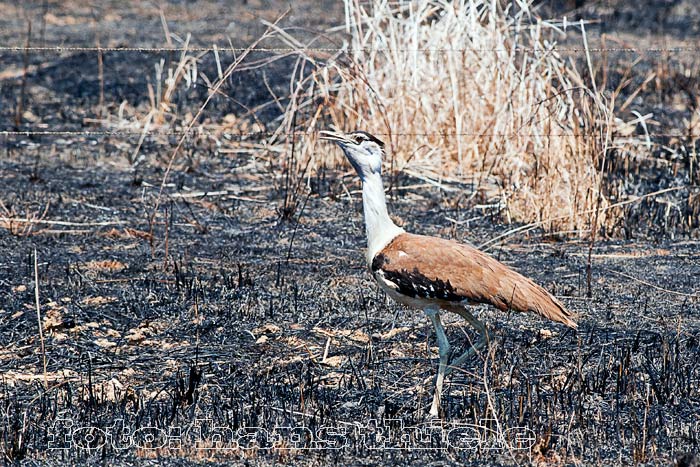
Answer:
[{"left": 361, "top": 171, "right": 404, "bottom": 264}]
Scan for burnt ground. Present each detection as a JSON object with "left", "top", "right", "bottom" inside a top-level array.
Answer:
[{"left": 1, "top": 1, "right": 700, "bottom": 466}]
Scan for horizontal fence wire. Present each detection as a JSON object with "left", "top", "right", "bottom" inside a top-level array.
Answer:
[
  {"left": 0, "top": 130, "right": 693, "bottom": 139},
  {"left": 1, "top": 45, "right": 695, "bottom": 143},
  {"left": 0, "top": 46, "right": 699, "bottom": 54}
]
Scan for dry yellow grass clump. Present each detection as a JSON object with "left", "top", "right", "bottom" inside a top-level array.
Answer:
[{"left": 278, "top": 0, "right": 620, "bottom": 233}]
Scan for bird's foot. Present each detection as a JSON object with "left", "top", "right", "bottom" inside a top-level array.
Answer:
[
  {"left": 420, "top": 373, "right": 443, "bottom": 418},
  {"left": 428, "top": 393, "right": 441, "bottom": 418}
]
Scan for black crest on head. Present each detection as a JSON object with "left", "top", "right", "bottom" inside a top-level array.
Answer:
[{"left": 351, "top": 131, "right": 385, "bottom": 148}]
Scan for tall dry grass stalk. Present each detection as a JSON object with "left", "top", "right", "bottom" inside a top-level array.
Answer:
[
  {"left": 103, "top": 37, "right": 200, "bottom": 135},
  {"left": 274, "top": 0, "right": 627, "bottom": 233}
]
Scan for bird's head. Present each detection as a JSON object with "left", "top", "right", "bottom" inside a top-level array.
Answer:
[{"left": 320, "top": 130, "right": 385, "bottom": 181}]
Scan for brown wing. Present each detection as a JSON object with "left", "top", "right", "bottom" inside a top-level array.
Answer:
[{"left": 371, "top": 233, "right": 577, "bottom": 328}]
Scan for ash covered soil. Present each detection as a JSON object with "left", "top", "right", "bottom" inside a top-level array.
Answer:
[
  {"left": 1, "top": 148, "right": 700, "bottom": 466},
  {"left": 1, "top": 1, "right": 700, "bottom": 466}
]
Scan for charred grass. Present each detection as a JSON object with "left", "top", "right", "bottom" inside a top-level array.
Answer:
[{"left": 0, "top": 142, "right": 699, "bottom": 465}]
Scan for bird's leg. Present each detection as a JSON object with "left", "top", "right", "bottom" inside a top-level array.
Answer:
[
  {"left": 425, "top": 307, "right": 450, "bottom": 417},
  {"left": 445, "top": 306, "right": 490, "bottom": 376}
]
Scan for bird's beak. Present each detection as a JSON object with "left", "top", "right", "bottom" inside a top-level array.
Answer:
[{"left": 319, "top": 130, "right": 350, "bottom": 144}]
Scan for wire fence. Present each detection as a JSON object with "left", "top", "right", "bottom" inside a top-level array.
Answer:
[
  {"left": 0, "top": 130, "right": 695, "bottom": 139},
  {"left": 1, "top": 46, "right": 700, "bottom": 54},
  {"left": 1, "top": 43, "right": 698, "bottom": 144}
]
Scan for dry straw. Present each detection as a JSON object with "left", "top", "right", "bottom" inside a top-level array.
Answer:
[{"left": 274, "top": 0, "right": 634, "bottom": 233}]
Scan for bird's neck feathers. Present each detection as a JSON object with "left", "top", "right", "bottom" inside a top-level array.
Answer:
[{"left": 361, "top": 171, "right": 404, "bottom": 264}]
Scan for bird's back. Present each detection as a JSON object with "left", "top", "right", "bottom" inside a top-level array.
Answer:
[{"left": 371, "top": 233, "right": 577, "bottom": 328}]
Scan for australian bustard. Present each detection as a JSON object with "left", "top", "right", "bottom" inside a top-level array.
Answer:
[{"left": 320, "top": 129, "right": 577, "bottom": 417}]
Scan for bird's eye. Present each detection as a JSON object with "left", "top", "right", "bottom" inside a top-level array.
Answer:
[{"left": 349, "top": 131, "right": 384, "bottom": 148}]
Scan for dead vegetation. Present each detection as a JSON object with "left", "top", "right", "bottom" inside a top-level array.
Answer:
[
  {"left": 268, "top": 0, "right": 648, "bottom": 234},
  {"left": 0, "top": 199, "right": 50, "bottom": 237}
]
